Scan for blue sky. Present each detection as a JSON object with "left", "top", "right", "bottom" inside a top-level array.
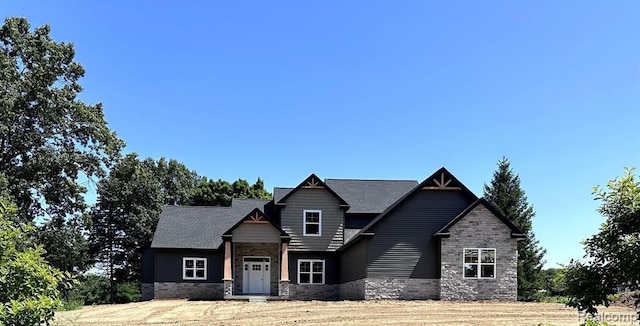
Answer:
[{"left": 3, "top": 1, "right": 639, "bottom": 268}]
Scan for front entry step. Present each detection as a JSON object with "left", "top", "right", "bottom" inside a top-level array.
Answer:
[
  {"left": 224, "top": 295, "right": 288, "bottom": 301},
  {"left": 248, "top": 296, "right": 267, "bottom": 304}
]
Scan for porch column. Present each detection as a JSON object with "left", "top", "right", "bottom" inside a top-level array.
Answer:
[
  {"left": 278, "top": 241, "right": 290, "bottom": 297},
  {"left": 280, "top": 242, "right": 289, "bottom": 281},
  {"left": 223, "top": 240, "right": 233, "bottom": 297}
]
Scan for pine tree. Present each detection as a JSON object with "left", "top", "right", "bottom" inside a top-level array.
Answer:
[{"left": 483, "top": 157, "right": 546, "bottom": 301}]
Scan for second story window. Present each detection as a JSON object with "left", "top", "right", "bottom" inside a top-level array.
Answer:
[{"left": 303, "top": 210, "right": 322, "bottom": 236}]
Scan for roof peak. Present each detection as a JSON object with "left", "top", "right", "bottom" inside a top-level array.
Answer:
[
  {"left": 325, "top": 178, "right": 417, "bottom": 182},
  {"left": 162, "top": 205, "right": 231, "bottom": 209}
]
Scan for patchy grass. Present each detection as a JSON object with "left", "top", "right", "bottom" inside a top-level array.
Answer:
[{"left": 53, "top": 300, "right": 638, "bottom": 326}]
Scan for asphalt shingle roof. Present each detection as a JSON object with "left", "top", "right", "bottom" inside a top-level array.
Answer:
[
  {"left": 273, "top": 187, "right": 294, "bottom": 203},
  {"left": 325, "top": 179, "right": 418, "bottom": 214},
  {"left": 151, "top": 199, "right": 270, "bottom": 250}
]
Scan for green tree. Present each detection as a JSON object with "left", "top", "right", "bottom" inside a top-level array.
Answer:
[
  {"left": 89, "top": 154, "right": 163, "bottom": 295},
  {"left": 566, "top": 167, "right": 640, "bottom": 316},
  {"left": 542, "top": 268, "right": 567, "bottom": 296},
  {"left": 484, "top": 157, "right": 546, "bottom": 301},
  {"left": 190, "top": 177, "right": 271, "bottom": 206},
  {"left": 190, "top": 179, "right": 233, "bottom": 206},
  {"left": 37, "top": 214, "right": 93, "bottom": 274},
  {"left": 155, "top": 158, "right": 200, "bottom": 205},
  {"left": 0, "top": 17, "right": 124, "bottom": 222},
  {"left": 0, "top": 177, "right": 70, "bottom": 325}
]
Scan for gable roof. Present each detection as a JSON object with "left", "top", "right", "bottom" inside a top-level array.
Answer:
[
  {"left": 151, "top": 198, "right": 270, "bottom": 250},
  {"left": 325, "top": 179, "right": 418, "bottom": 214},
  {"left": 275, "top": 174, "right": 349, "bottom": 208},
  {"left": 341, "top": 167, "right": 479, "bottom": 249},
  {"left": 433, "top": 198, "right": 526, "bottom": 239},
  {"left": 222, "top": 207, "right": 289, "bottom": 238},
  {"left": 273, "top": 187, "right": 293, "bottom": 203}
]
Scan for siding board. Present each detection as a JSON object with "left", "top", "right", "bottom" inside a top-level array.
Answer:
[
  {"left": 142, "top": 248, "right": 155, "bottom": 283},
  {"left": 280, "top": 188, "right": 344, "bottom": 251},
  {"left": 154, "top": 249, "right": 223, "bottom": 283},
  {"left": 339, "top": 238, "right": 367, "bottom": 282},
  {"left": 232, "top": 223, "right": 280, "bottom": 243},
  {"left": 367, "top": 190, "right": 471, "bottom": 279}
]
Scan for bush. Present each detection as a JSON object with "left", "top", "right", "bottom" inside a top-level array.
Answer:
[
  {"left": 0, "top": 195, "right": 71, "bottom": 325},
  {"left": 59, "top": 298, "right": 84, "bottom": 311},
  {"left": 581, "top": 318, "right": 613, "bottom": 326},
  {"left": 115, "top": 282, "right": 141, "bottom": 303},
  {"left": 59, "top": 275, "right": 142, "bottom": 307},
  {"left": 60, "top": 274, "right": 110, "bottom": 308},
  {"left": 538, "top": 295, "right": 569, "bottom": 304},
  {"left": 77, "top": 274, "right": 111, "bottom": 305}
]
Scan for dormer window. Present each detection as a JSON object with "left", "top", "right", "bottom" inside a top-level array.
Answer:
[{"left": 303, "top": 210, "right": 322, "bottom": 236}]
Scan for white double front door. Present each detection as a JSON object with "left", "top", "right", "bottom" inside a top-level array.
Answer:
[{"left": 243, "top": 257, "right": 270, "bottom": 294}]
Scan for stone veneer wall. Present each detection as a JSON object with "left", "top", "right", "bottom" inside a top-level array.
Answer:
[
  {"left": 364, "top": 278, "right": 440, "bottom": 300},
  {"left": 141, "top": 283, "right": 154, "bottom": 301},
  {"left": 233, "top": 242, "right": 280, "bottom": 295},
  {"left": 154, "top": 282, "right": 223, "bottom": 300},
  {"left": 289, "top": 284, "right": 339, "bottom": 300},
  {"left": 440, "top": 205, "right": 518, "bottom": 301},
  {"left": 339, "top": 279, "right": 365, "bottom": 300}
]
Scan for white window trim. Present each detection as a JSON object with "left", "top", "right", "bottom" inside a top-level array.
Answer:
[
  {"left": 302, "top": 209, "right": 322, "bottom": 237},
  {"left": 462, "top": 248, "right": 496, "bottom": 279},
  {"left": 297, "top": 259, "right": 325, "bottom": 284},
  {"left": 183, "top": 257, "right": 207, "bottom": 280}
]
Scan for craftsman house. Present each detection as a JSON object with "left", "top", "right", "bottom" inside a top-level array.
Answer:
[{"left": 143, "top": 167, "right": 524, "bottom": 301}]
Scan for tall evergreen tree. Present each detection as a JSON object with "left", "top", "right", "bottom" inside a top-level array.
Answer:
[{"left": 483, "top": 157, "right": 546, "bottom": 301}]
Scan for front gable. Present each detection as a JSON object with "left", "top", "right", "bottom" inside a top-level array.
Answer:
[
  {"left": 277, "top": 174, "right": 347, "bottom": 251},
  {"left": 275, "top": 174, "right": 350, "bottom": 209},
  {"left": 223, "top": 208, "right": 290, "bottom": 243},
  {"left": 347, "top": 167, "right": 478, "bottom": 241},
  {"left": 433, "top": 198, "right": 525, "bottom": 239},
  {"left": 438, "top": 200, "right": 522, "bottom": 300}
]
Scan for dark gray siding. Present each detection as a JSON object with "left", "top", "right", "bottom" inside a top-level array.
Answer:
[
  {"left": 339, "top": 238, "right": 368, "bottom": 282},
  {"left": 142, "top": 248, "right": 155, "bottom": 283},
  {"left": 367, "top": 190, "right": 472, "bottom": 279},
  {"left": 232, "top": 223, "right": 280, "bottom": 243},
  {"left": 280, "top": 188, "right": 344, "bottom": 251},
  {"left": 289, "top": 252, "right": 339, "bottom": 284},
  {"left": 345, "top": 213, "right": 377, "bottom": 228},
  {"left": 155, "top": 249, "right": 223, "bottom": 283}
]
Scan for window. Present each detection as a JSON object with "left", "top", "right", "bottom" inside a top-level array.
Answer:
[
  {"left": 463, "top": 248, "right": 495, "bottom": 279},
  {"left": 303, "top": 210, "right": 322, "bottom": 236},
  {"left": 183, "top": 257, "right": 207, "bottom": 280},
  {"left": 298, "top": 259, "right": 324, "bottom": 284}
]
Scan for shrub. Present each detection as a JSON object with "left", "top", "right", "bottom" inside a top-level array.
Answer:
[
  {"left": 581, "top": 318, "right": 613, "bottom": 326},
  {"left": 115, "top": 282, "right": 141, "bottom": 303},
  {"left": 0, "top": 197, "right": 71, "bottom": 325}
]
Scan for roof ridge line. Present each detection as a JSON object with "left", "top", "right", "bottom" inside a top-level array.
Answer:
[{"left": 324, "top": 178, "right": 418, "bottom": 182}]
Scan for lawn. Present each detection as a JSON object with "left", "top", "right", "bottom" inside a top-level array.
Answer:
[{"left": 53, "top": 300, "right": 638, "bottom": 326}]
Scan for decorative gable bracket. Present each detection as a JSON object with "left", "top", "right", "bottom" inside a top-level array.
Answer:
[{"left": 275, "top": 173, "right": 350, "bottom": 209}]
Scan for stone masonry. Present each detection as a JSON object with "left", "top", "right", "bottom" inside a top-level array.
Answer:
[
  {"left": 440, "top": 204, "right": 518, "bottom": 301},
  {"left": 339, "top": 279, "right": 366, "bottom": 300},
  {"left": 289, "top": 284, "right": 339, "bottom": 300},
  {"left": 365, "top": 278, "right": 440, "bottom": 300},
  {"left": 141, "top": 283, "right": 154, "bottom": 301},
  {"left": 278, "top": 280, "right": 290, "bottom": 297},
  {"left": 154, "top": 282, "right": 223, "bottom": 300}
]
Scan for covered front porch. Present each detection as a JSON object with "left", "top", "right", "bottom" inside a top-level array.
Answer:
[{"left": 221, "top": 208, "right": 291, "bottom": 298}]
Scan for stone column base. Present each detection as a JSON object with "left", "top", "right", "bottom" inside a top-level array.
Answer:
[
  {"left": 224, "top": 279, "right": 233, "bottom": 298},
  {"left": 278, "top": 280, "right": 290, "bottom": 297}
]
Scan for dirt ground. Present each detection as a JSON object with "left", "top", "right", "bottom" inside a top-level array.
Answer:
[{"left": 53, "top": 300, "right": 639, "bottom": 326}]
